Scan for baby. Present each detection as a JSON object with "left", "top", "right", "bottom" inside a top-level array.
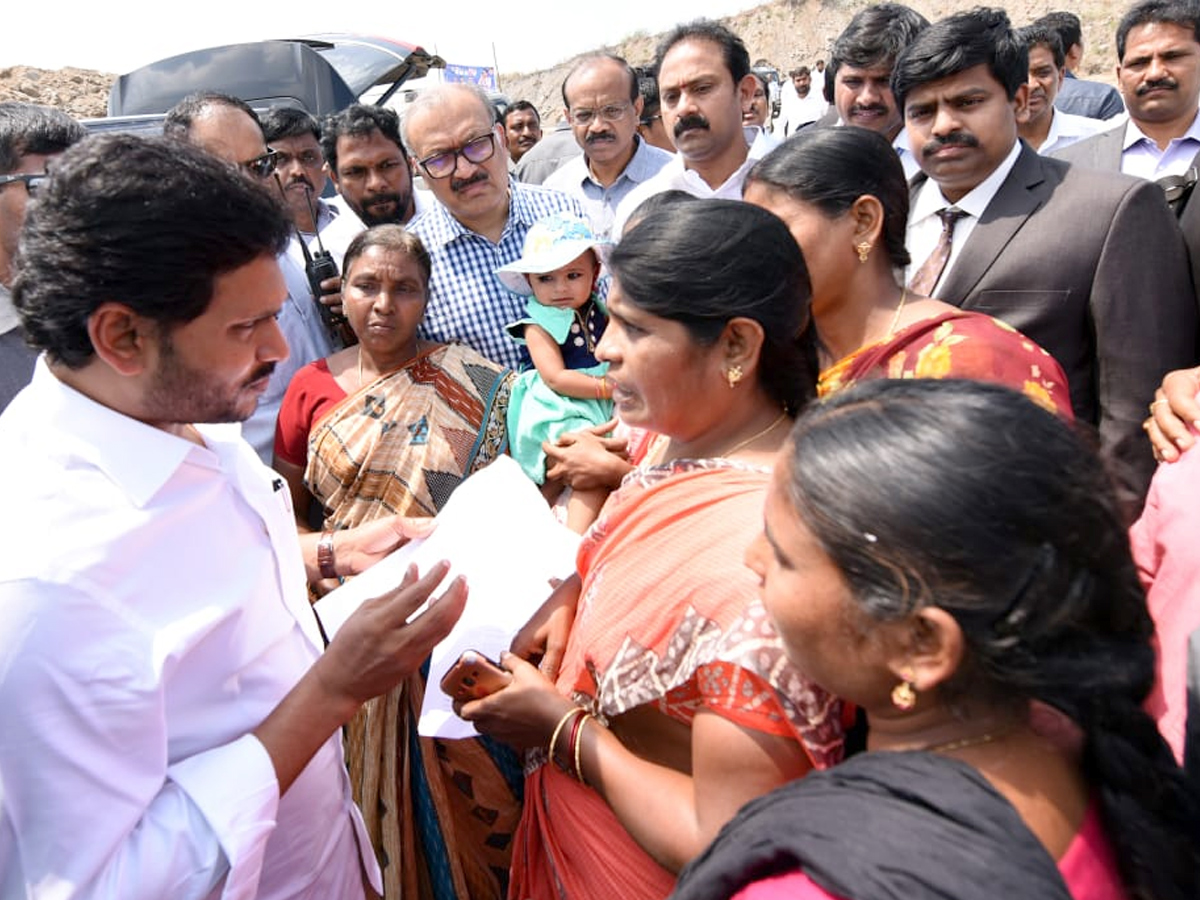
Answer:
[{"left": 497, "top": 213, "right": 614, "bottom": 531}]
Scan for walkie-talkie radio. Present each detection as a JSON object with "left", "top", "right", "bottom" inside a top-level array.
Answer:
[
  {"left": 300, "top": 186, "right": 344, "bottom": 329},
  {"left": 275, "top": 178, "right": 345, "bottom": 334}
]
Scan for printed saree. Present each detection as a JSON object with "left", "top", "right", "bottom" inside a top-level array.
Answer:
[
  {"left": 819, "top": 310, "right": 1074, "bottom": 418},
  {"left": 508, "top": 457, "right": 844, "bottom": 900},
  {"left": 306, "top": 343, "right": 521, "bottom": 900}
]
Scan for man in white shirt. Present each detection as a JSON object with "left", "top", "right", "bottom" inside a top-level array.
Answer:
[
  {"left": 613, "top": 19, "right": 758, "bottom": 235},
  {"left": 243, "top": 106, "right": 347, "bottom": 463},
  {"left": 1016, "top": 24, "right": 1106, "bottom": 155},
  {"left": 1055, "top": 0, "right": 1200, "bottom": 181},
  {"left": 544, "top": 53, "right": 673, "bottom": 240},
  {"left": 0, "top": 133, "right": 465, "bottom": 900},
  {"left": 776, "top": 66, "right": 829, "bottom": 136},
  {"left": 825, "top": 3, "right": 931, "bottom": 179},
  {"left": 895, "top": 7, "right": 1195, "bottom": 501}
]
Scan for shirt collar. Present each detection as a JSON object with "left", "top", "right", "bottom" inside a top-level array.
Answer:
[
  {"left": 1123, "top": 109, "right": 1200, "bottom": 151},
  {"left": 25, "top": 358, "right": 238, "bottom": 508},
  {"left": 911, "top": 139, "right": 1022, "bottom": 224},
  {"left": 418, "top": 177, "right": 518, "bottom": 248}
]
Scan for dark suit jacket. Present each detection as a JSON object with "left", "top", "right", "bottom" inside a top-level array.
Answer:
[
  {"left": 1049, "top": 124, "right": 1124, "bottom": 171},
  {"left": 914, "top": 144, "right": 1197, "bottom": 498}
]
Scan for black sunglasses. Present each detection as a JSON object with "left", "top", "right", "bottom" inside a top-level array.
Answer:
[{"left": 242, "top": 150, "right": 280, "bottom": 179}]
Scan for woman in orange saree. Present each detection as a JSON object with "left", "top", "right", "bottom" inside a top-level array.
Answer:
[{"left": 459, "top": 200, "right": 845, "bottom": 900}]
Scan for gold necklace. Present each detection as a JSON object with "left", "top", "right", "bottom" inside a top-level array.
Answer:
[
  {"left": 921, "top": 730, "right": 1004, "bottom": 755},
  {"left": 722, "top": 410, "right": 789, "bottom": 458},
  {"left": 886, "top": 287, "right": 908, "bottom": 336}
]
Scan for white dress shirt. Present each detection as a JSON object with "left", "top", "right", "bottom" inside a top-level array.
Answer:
[
  {"left": 611, "top": 144, "right": 757, "bottom": 236},
  {"left": 0, "top": 361, "right": 378, "bottom": 900},
  {"left": 905, "top": 140, "right": 1023, "bottom": 296},
  {"left": 1034, "top": 108, "right": 1106, "bottom": 156},
  {"left": 1121, "top": 109, "right": 1200, "bottom": 179}
]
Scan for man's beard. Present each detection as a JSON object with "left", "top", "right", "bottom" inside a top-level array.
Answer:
[{"left": 355, "top": 189, "right": 412, "bottom": 226}]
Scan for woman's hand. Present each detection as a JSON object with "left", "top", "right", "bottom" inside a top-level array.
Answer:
[
  {"left": 543, "top": 419, "right": 632, "bottom": 491},
  {"left": 1147, "top": 366, "right": 1200, "bottom": 462},
  {"left": 457, "top": 653, "right": 577, "bottom": 750},
  {"left": 510, "top": 574, "right": 582, "bottom": 680}
]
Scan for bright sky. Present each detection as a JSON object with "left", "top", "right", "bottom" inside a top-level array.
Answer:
[{"left": 4, "top": 0, "right": 763, "bottom": 78}]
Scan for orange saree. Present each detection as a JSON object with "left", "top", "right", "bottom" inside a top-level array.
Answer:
[{"left": 509, "top": 457, "right": 844, "bottom": 900}]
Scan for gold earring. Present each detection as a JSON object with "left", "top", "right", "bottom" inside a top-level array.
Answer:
[
  {"left": 856, "top": 241, "right": 872, "bottom": 264},
  {"left": 726, "top": 365, "right": 743, "bottom": 388},
  {"left": 891, "top": 678, "right": 917, "bottom": 711}
]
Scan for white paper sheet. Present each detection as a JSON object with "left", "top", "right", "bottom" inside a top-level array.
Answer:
[{"left": 313, "top": 455, "right": 581, "bottom": 738}]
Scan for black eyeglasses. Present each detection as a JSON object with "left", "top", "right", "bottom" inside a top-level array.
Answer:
[
  {"left": 242, "top": 149, "right": 280, "bottom": 179},
  {"left": 417, "top": 131, "right": 497, "bottom": 180},
  {"left": 0, "top": 172, "right": 49, "bottom": 194}
]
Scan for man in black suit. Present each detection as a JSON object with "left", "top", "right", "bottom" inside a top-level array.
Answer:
[{"left": 893, "top": 7, "right": 1197, "bottom": 499}]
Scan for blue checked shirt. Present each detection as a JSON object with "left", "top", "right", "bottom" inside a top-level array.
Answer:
[{"left": 410, "top": 180, "right": 588, "bottom": 370}]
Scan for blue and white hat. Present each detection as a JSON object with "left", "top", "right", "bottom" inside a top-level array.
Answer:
[{"left": 496, "top": 212, "right": 611, "bottom": 296}]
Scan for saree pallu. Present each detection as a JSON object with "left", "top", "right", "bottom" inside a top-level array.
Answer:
[
  {"left": 819, "top": 310, "right": 1075, "bottom": 419},
  {"left": 306, "top": 343, "right": 521, "bottom": 900},
  {"left": 510, "top": 459, "right": 845, "bottom": 900}
]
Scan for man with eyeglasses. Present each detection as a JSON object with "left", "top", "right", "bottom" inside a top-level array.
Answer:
[
  {"left": 543, "top": 53, "right": 672, "bottom": 240},
  {"left": 612, "top": 20, "right": 759, "bottom": 236},
  {"left": 0, "top": 102, "right": 84, "bottom": 412},
  {"left": 164, "top": 91, "right": 277, "bottom": 181},
  {"left": 402, "top": 83, "right": 585, "bottom": 369}
]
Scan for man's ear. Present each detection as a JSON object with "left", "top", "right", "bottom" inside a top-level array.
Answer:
[
  {"left": 737, "top": 73, "right": 758, "bottom": 110},
  {"left": 87, "top": 302, "right": 155, "bottom": 377},
  {"left": 324, "top": 162, "right": 342, "bottom": 195},
  {"left": 885, "top": 607, "right": 966, "bottom": 697},
  {"left": 1010, "top": 82, "right": 1031, "bottom": 123}
]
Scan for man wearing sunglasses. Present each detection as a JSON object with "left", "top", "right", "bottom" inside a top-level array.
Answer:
[
  {"left": 164, "top": 91, "right": 277, "bottom": 182},
  {"left": 402, "top": 83, "right": 585, "bottom": 369},
  {"left": 0, "top": 102, "right": 84, "bottom": 412},
  {"left": 544, "top": 54, "right": 672, "bottom": 241}
]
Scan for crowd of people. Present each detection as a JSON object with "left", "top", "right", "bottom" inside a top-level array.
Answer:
[{"left": 2, "top": 2, "right": 1200, "bottom": 899}]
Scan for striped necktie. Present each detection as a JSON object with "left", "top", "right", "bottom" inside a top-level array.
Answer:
[{"left": 908, "top": 207, "right": 967, "bottom": 296}]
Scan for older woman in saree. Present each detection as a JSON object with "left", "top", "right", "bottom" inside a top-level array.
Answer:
[
  {"left": 459, "top": 200, "right": 845, "bottom": 900},
  {"left": 273, "top": 225, "right": 517, "bottom": 900},
  {"left": 673, "top": 379, "right": 1199, "bottom": 900},
  {"left": 742, "top": 126, "right": 1072, "bottom": 417}
]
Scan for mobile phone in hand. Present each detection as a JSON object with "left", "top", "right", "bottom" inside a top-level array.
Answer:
[{"left": 440, "top": 650, "right": 512, "bottom": 701}]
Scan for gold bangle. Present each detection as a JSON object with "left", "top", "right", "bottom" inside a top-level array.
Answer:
[
  {"left": 548, "top": 707, "right": 580, "bottom": 765},
  {"left": 573, "top": 713, "right": 592, "bottom": 783}
]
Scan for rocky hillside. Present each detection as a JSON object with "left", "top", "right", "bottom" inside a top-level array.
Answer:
[
  {"left": 1, "top": 0, "right": 1125, "bottom": 124},
  {"left": 503, "top": 0, "right": 1124, "bottom": 123}
]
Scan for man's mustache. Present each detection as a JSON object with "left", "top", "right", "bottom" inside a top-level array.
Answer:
[
  {"left": 1138, "top": 77, "right": 1178, "bottom": 96},
  {"left": 286, "top": 176, "right": 314, "bottom": 191},
  {"left": 450, "top": 172, "right": 488, "bottom": 193},
  {"left": 674, "top": 115, "right": 710, "bottom": 138},
  {"left": 921, "top": 132, "right": 980, "bottom": 157},
  {"left": 247, "top": 362, "right": 276, "bottom": 385},
  {"left": 849, "top": 104, "right": 890, "bottom": 117},
  {"left": 585, "top": 131, "right": 616, "bottom": 145}
]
